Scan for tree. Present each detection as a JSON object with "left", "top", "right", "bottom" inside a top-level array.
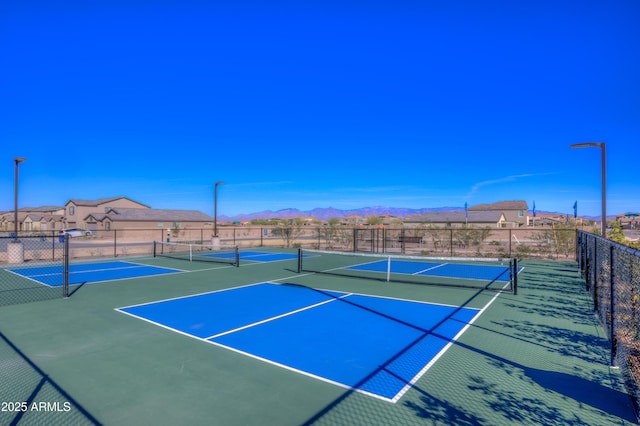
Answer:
[
  {"left": 273, "top": 218, "right": 305, "bottom": 248},
  {"left": 610, "top": 221, "right": 640, "bottom": 250},
  {"left": 366, "top": 215, "right": 383, "bottom": 226},
  {"left": 317, "top": 218, "right": 341, "bottom": 249}
]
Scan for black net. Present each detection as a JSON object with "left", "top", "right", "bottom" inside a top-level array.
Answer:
[
  {"left": 153, "top": 241, "right": 239, "bottom": 266},
  {"left": 298, "top": 249, "right": 516, "bottom": 292}
]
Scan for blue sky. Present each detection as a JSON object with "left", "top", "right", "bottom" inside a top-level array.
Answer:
[{"left": 1, "top": 1, "right": 639, "bottom": 218}]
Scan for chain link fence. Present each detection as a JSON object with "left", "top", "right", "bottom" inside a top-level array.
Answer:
[
  {"left": 1, "top": 226, "right": 579, "bottom": 265},
  {"left": 0, "top": 236, "right": 68, "bottom": 307},
  {"left": 577, "top": 230, "right": 640, "bottom": 416},
  {"left": 0, "top": 331, "right": 101, "bottom": 425}
]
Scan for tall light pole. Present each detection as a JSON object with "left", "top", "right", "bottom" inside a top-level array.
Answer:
[
  {"left": 570, "top": 142, "right": 606, "bottom": 238},
  {"left": 214, "top": 181, "right": 225, "bottom": 237},
  {"left": 14, "top": 157, "right": 27, "bottom": 240}
]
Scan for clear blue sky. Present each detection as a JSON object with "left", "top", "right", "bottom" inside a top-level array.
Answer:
[{"left": 2, "top": 1, "right": 639, "bottom": 218}]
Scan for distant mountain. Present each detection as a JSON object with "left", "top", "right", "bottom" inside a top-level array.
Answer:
[
  {"left": 218, "top": 206, "right": 608, "bottom": 222},
  {"left": 219, "top": 206, "right": 462, "bottom": 221}
]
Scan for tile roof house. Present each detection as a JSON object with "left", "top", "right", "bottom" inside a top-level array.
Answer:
[
  {"left": 85, "top": 207, "right": 213, "bottom": 233},
  {"left": 616, "top": 213, "right": 639, "bottom": 229},
  {"left": 64, "top": 197, "right": 150, "bottom": 230},
  {"left": 2, "top": 197, "right": 215, "bottom": 236},
  {"left": 0, "top": 206, "right": 66, "bottom": 233},
  {"left": 404, "top": 211, "right": 507, "bottom": 228},
  {"left": 404, "top": 200, "right": 529, "bottom": 228},
  {"left": 468, "top": 200, "right": 529, "bottom": 227}
]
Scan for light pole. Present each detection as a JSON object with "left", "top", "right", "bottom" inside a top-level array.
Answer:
[
  {"left": 14, "top": 157, "right": 27, "bottom": 240},
  {"left": 570, "top": 142, "right": 606, "bottom": 238},
  {"left": 214, "top": 181, "right": 225, "bottom": 237}
]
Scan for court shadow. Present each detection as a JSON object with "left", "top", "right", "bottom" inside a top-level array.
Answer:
[
  {"left": 68, "top": 282, "right": 88, "bottom": 297},
  {"left": 458, "top": 341, "right": 637, "bottom": 424},
  {"left": 0, "top": 331, "right": 102, "bottom": 425},
  {"left": 296, "top": 281, "right": 636, "bottom": 425}
]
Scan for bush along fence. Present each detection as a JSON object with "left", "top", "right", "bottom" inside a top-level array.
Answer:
[{"left": 0, "top": 226, "right": 580, "bottom": 263}]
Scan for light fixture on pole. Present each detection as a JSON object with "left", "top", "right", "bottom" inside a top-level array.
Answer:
[
  {"left": 214, "top": 181, "right": 225, "bottom": 237},
  {"left": 570, "top": 142, "right": 606, "bottom": 238},
  {"left": 14, "top": 157, "right": 27, "bottom": 240}
]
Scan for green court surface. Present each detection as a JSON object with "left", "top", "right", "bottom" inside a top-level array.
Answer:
[{"left": 0, "top": 249, "right": 637, "bottom": 425}]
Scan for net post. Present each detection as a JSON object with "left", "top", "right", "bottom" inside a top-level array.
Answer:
[
  {"left": 512, "top": 258, "right": 518, "bottom": 295},
  {"left": 297, "top": 248, "right": 302, "bottom": 273},
  {"left": 386, "top": 256, "right": 391, "bottom": 282},
  {"left": 235, "top": 246, "right": 240, "bottom": 267},
  {"left": 153, "top": 241, "right": 158, "bottom": 258}
]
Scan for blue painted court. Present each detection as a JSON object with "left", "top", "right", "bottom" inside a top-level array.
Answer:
[
  {"left": 117, "top": 282, "right": 481, "bottom": 401},
  {"left": 348, "top": 259, "right": 514, "bottom": 282},
  {"left": 9, "top": 261, "right": 181, "bottom": 287},
  {"left": 193, "top": 250, "right": 298, "bottom": 263},
  {"left": 239, "top": 251, "right": 298, "bottom": 262}
]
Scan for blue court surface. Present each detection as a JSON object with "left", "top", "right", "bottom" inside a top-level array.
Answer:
[
  {"left": 9, "top": 261, "right": 182, "bottom": 287},
  {"left": 202, "top": 251, "right": 298, "bottom": 263},
  {"left": 117, "top": 282, "right": 481, "bottom": 401},
  {"left": 348, "top": 259, "right": 513, "bottom": 282},
  {"left": 240, "top": 251, "right": 298, "bottom": 262}
]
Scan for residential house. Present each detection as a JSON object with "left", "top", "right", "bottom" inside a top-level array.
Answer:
[
  {"left": 404, "top": 211, "right": 507, "bottom": 228},
  {"left": 64, "top": 197, "right": 150, "bottom": 231},
  {"left": 616, "top": 213, "right": 639, "bottom": 229},
  {"left": 85, "top": 207, "right": 213, "bottom": 234},
  {"left": 468, "top": 200, "right": 529, "bottom": 227},
  {"left": 0, "top": 206, "right": 66, "bottom": 233}
]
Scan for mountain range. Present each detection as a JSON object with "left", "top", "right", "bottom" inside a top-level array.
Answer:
[
  {"left": 219, "top": 206, "right": 603, "bottom": 222},
  {"left": 220, "top": 206, "right": 463, "bottom": 222}
]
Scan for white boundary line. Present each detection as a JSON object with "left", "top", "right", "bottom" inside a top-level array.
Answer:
[
  {"left": 389, "top": 284, "right": 506, "bottom": 402},
  {"left": 115, "top": 279, "right": 488, "bottom": 402},
  {"left": 205, "top": 293, "right": 352, "bottom": 340},
  {"left": 7, "top": 261, "right": 190, "bottom": 288}
]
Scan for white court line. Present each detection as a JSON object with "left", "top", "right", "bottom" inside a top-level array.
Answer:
[
  {"left": 205, "top": 292, "right": 352, "bottom": 340},
  {"left": 390, "top": 282, "right": 510, "bottom": 402}
]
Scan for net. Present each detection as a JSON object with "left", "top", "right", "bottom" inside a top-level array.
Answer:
[
  {"left": 154, "top": 241, "right": 239, "bottom": 266},
  {"left": 297, "top": 248, "right": 517, "bottom": 292}
]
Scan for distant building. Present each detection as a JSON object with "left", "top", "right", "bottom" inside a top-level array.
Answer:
[
  {"left": 85, "top": 207, "right": 213, "bottom": 233},
  {"left": 616, "top": 213, "right": 639, "bottom": 229},
  {"left": 1, "top": 196, "right": 214, "bottom": 235},
  {"left": 64, "top": 197, "right": 150, "bottom": 230},
  {"left": 468, "top": 200, "right": 529, "bottom": 227},
  {"left": 404, "top": 211, "right": 507, "bottom": 228},
  {"left": 0, "top": 206, "right": 66, "bottom": 233}
]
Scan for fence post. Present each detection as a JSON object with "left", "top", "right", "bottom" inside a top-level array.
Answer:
[
  {"left": 513, "top": 258, "right": 518, "bottom": 295},
  {"left": 610, "top": 244, "right": 616, "bottom": 367},
  {"left": 52, "top": 231, "right": 56, "bottom": 261},
  {"left": 593, "top": 236, "right": 598, "bottom": 312},
  {"left": 450, "top": 228, "right": 453, "bottom": 257},
  {"left": 63, "top": 235, "right": 69, "bottom": 298},
  {"left": 383, "top": 227, "right": 387, "bottom": 253},
  {"left": 509, "top": 229, "right": 512, "bottom": 258},
  {"left": 370, "top": 229, "right": 374, "bottom": 252}
]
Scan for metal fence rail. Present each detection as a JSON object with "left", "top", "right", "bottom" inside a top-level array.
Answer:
[
  {"left": 577, "top": 230, "right": 640, "bottom": 415},
  {"left": 1, "top": 227, "right": 579, "bottom": 264}
]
